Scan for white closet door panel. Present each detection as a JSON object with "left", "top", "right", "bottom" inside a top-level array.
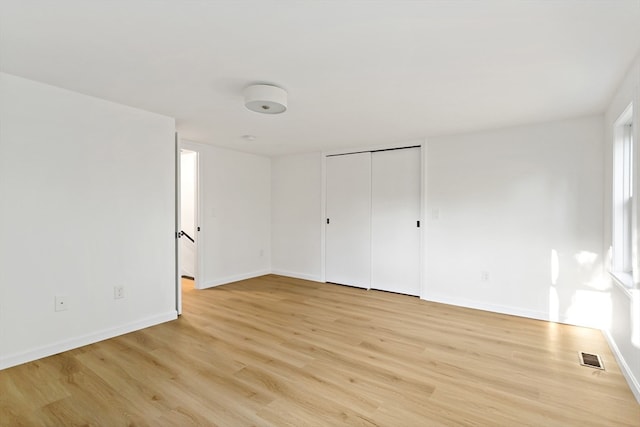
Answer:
[
  {"left": 371, "top": 147, "right": 421, "bottom": 295},
  {"left": 325, "top": 152, "right": 371, "bottom": 288}
]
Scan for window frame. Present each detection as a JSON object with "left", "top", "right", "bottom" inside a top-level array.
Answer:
[{"left": 612, "top": 103, "right": 636, "bottom": 288}]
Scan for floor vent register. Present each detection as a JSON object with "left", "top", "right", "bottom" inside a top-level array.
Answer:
[{"left": 578, "top": 352, "right": 604, "bottom": 370}]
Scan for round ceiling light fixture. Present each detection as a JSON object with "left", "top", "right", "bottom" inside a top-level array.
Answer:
[{"left": 244, "top": 84, "right": 287, "bottom": 114}]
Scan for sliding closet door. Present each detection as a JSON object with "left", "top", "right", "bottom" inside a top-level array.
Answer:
[
  {"left": 325, "top": 152, "right": 371, "bottom": 289},
  {"left": 371, "top": 147, "right": 421, "bottom": 295}
]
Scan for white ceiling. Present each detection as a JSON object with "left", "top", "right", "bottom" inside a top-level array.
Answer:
[{"left": 1, "top": 0, "right": 639, "bottom": 156}]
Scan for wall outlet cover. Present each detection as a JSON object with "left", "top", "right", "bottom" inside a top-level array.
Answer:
[{"left": 55, "top": 296, "right": 68, "bottom": 312}]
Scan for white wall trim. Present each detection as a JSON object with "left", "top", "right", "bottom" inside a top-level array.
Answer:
[
  {"left": 0, "top": 311, "right": 177, "bottom": 371},
  {"left": 200, "top": 269, "right": 271, "bottom": 289},
  {"left": 603, "top": 330, "right": 640, "bottom": 404},
  {"left": 423, "top": 292, "right": 613, "bottom": 329},
  {"left": 422, "top": 293, "right": 553, "bottom": 323},
  {"left": 610, "top": 271, "right": 635, "bottom": 298},
  {"left": 271, "top": 269, "right": 323, "bottom": 283},
  {"left": 422, "top": 291, "right": 616, "bottom": 329}
]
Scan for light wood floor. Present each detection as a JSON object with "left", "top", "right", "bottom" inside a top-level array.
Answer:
[{"left": 1, "top": 275, "right": 639, "bottom": 426}]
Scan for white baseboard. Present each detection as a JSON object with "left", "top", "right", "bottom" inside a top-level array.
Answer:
[
  {"left": 0, "top": 311, "right": 177, "bottom": 371},
  {"left": 422, "top": 293, "right": 552, "bottom": 323},
  {"left": 199, "top": 269, "right": 271, "bottom": 289},
  {"left": 271, "top": 269, "right": 323, "bottom": 283},
  {"left": 421, "top": 292, "right": 612, "bottom": 328},
  {"left": 603, "top": 330, "right": 640, "bottom": 404}
]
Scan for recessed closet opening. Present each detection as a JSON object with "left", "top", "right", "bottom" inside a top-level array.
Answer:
[{"left": 325, "top": 146, "right": 422, "bottom": 296}]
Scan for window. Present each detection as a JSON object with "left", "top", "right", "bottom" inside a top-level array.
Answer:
[{"left": 612, "top": 103, "right": 635, "bottom": 286}]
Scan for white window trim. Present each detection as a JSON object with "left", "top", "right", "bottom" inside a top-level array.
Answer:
[
  {"left": 612, "top": 102, "right": 636, "bottom": 289},
  {"left": 610, "top": 271, "right": 634, "bottom": 296}
]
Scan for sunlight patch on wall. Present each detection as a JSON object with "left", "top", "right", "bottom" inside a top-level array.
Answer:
[
  {"left": 549, "top": 249, "right": 560, "bottom": 323},
  {"left": 574, "top": 250, "right": 608, "bottom": 291},
  {"left": 549, "top": 286, "right": 560, "bottom": 323},
  {"left": 565, "top": 290, "right": 612, "bottom": 329},
  {"left": 574, "top": 250, "right": 598, "bottom": 267},
  {"left": 551, "top": 249, "right": 559, "bottom": 285},
  {"left": 582, "top": 275, "right": 609, "bottom": 292}
]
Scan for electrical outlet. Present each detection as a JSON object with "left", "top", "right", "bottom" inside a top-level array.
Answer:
[
  {"left": 55, "top": 296, "right": 68, "bottom": 312},
  {"left": 114, "top": 286, "right": 124, "bottom": 299},
  {"left": 481, "top": 271, "right": 490, "bottom": 282}
]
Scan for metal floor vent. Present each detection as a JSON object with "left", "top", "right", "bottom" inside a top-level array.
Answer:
[{"left": 579, "top": 352, "right": 604, "bottom": 370}]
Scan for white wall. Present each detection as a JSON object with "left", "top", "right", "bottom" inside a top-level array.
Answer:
[
  {"left": 271, "top": 152, "right": 323, "bottom": 282},
  {"left": 603, "top": 52, "right": 640, "bottom": 401},
  {"left": 425, "top": 116, "right": 605, "bottom": 328},
  {"left": 181, "top": 141, "right": 271, "bottom": 288},
  {"left": 0, "top": 73, "right": 176, "bottom": 369}
]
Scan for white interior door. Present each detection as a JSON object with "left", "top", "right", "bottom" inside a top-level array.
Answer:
[
  {"left": 325, "top": 152, "right": 371, "bottom": 288},
  {"left": 371, "top": 147, "right": 421, "bottom": 295}
]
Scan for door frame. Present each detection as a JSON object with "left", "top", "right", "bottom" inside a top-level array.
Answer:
[
  {"left": 175, "top": 133, "right": 182, "bottom": 315},
  {"left": 176, "top": 138, "right": 203, "bottom": 315}
]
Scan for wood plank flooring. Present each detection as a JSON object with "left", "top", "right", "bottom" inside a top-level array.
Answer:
[{"left": 1, "top": 274, "right": 639, "bottom": 426}]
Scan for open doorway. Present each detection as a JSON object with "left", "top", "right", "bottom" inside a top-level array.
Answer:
[{"left": 177, "top": 148, "right": 199, "bottom": 314}]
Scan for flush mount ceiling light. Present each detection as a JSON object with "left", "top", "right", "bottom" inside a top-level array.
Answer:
[{"left": 244, "top": 84, "right": 287, "bottom": 114}]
